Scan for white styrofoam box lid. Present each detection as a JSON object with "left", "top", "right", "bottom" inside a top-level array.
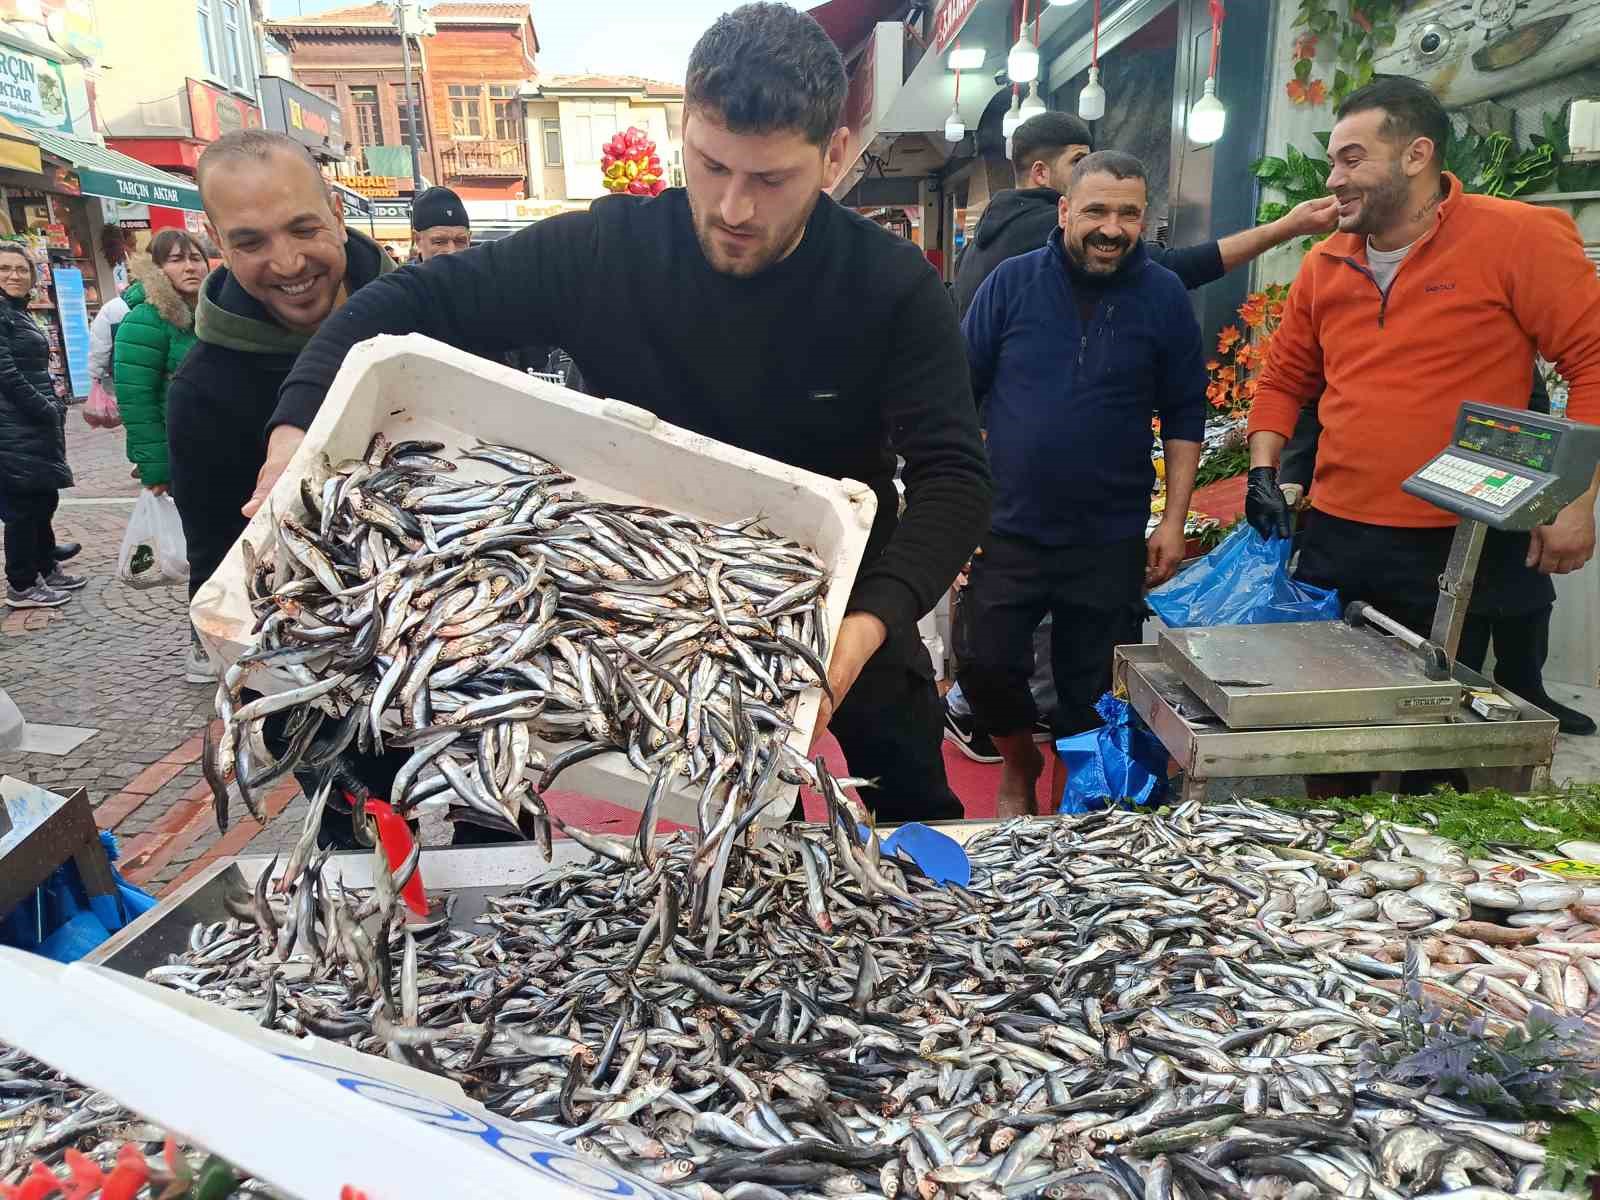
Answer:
[
  {"left": 191, "top": 334, "right": 879, "bottom": 828},
  {"left": 1570, "top": 99, "right": 1600, "bottom": 155},
  {"left": 0, "top": 948, "right": 681, "bottom": 1200}
]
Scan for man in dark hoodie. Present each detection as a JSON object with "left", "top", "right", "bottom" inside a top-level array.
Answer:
[
  {"left": 167, "top": 129, "right": 396, "bottom": 598},
  {"left": 166, "top": 128, "right": 398, "bottom": 849},
  {"left": 953, "top": 112, "right": 1340, "bottom": 318}
]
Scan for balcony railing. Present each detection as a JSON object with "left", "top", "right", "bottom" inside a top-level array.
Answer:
[{"left": 441, "top": 139, "right": 526, "bottom": 177}]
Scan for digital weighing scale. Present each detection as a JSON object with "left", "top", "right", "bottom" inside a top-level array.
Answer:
[{"left": 1116, "top": 401, "right": 1600, "bottom": 800}]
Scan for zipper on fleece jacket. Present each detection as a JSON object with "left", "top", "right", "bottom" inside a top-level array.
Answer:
[{"left": 1076, "top": 302, "right": 1117, "bottom": 369}]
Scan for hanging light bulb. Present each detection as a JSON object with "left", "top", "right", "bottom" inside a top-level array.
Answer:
[
  {"left": 945, "top": 103, "right": 966, "bottom": 142},
  {"left": 1007, "top": 33, "right": 1039, "bottom": 83},
  {"left": 1078, "top": 0, "right": 1105, "bottom": 121},
  {"left": 1002, "top": 91, "right": 1024, "bottom": 137},
  {"left": 1019, "top": 82, "right": 1046, "bottom": 121},
  {"left": 1008, "top": 0, "right": 1039, "bottom": 83},
  {"left": 1187, "top": 1, "right": 1227, "bottom": 144},
  {"left": 1078, "top": 67, "right": 1106, "bottom": 121},
  {"left": 1187, "top": 76, "right": 1226, "bottom": 143}
]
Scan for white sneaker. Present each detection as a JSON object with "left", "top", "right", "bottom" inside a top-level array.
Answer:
[
  {"left": 5, "top": 583, "right": 69, "bottom": 608},
  {"left": 185, "top": 634, "right": 217, "bottom": 684}
]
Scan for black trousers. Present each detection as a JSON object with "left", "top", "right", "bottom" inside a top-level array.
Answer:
[
  {"left": 829, "top": 619, "right": 963, "bottom": 824},
  {"left": 955, "top": 530, "right": 1147, "bottom": 741},
  {"left": 1294, "top": 510, "right": 1555, "bottom": 669},
  {"left": 2, "top": 488, "right": 58, "bottom": 592},
  {"left": 1293, "top": 511, "right": 1557, "bottom": 794}
]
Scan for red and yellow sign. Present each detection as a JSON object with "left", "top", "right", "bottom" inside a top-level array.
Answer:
[
  {"left": 187, "top": 78, "right": 262, "bottom": 144},
  {"left": 342, "top": 176, "right": 401, "bottom": 198}
]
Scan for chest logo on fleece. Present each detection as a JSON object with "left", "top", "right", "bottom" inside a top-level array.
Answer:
[{"left": 1424, "top": 282, "right": 1456, "bottom": 294}]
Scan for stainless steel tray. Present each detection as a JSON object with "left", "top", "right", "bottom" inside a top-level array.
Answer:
[{"left": 1158, "top": 622, "right": 1464, "bottom": 729}]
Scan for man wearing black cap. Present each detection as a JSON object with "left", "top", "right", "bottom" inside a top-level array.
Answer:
[{"left": 410, "top": 186, "right": 472, "bottom": 261}]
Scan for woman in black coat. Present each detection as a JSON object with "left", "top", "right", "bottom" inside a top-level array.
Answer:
[{"left": 0, "top": 241, "right": 80, "bottom": 608}]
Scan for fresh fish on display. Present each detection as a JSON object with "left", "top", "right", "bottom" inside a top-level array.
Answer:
[
  {"left": 207, "top": 436, "right": 837, "bottom": 843},
  {"left": 105, "top": 797, "right": 1598, "bottom": 1198}
]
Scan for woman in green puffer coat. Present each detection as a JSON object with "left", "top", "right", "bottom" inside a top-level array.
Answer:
[{"left": 114, "top": 229, "right": 206, "bottom": 492}]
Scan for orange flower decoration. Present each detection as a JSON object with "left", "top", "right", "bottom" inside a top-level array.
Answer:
[
  {"left": 1216, "top": 325, "right": 1242, "bottom": 353},
  {"left": 1293, "top": 34, "right": 1318, "bottom": 61},
  {"left": 1286, "top": 79, "right": 1308, "bottom": 105},
  {"left": 1307, "top": 79, "right": 1329, "bottom": 106}
]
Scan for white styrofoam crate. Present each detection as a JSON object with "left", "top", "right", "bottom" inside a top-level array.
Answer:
[{"left": 192, "top": 334, "right": 878, "bottom": 827}]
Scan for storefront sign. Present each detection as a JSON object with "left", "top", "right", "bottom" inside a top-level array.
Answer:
[
  {"left": 371, "top": 199, "right": 412, "bottom": 222},
  {"left": 52, "top": 265, "right": 89, "bottom": 398},
  {"left": 258, "top": 76, "right": 343, "bottom": 159},
  {"left": 932, "top": 0, "right": 981, "bottom": 56},
  {"left": 186, "top": 78, "right": 261, "bottom": 143},
  {"left": 0, "top": 0, "right": 100, "bottom": 60},
  {"left": 0, "top": 44, "right": 71, "bottom": 132},
  {"left": 76, "top": 167, "right": 196, "bottom": 209},
  {"left": 343, "top": 175, "right": 401, "bottom": 197}
]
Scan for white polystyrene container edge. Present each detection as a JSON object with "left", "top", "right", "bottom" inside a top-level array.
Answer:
[{"left": 191, "top": 333, "right": 879, "bottom": 828}]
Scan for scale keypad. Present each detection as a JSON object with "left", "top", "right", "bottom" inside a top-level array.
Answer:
[{"left": 1415, "top": 453, "right": 1533, "bottom": 508}]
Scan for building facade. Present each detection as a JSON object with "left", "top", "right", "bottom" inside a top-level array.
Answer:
[
  {"left": 522, "top": 75, "right": 683, "bottom": 206},
  {"left": 96, "top": 0, "right": 266, "bottom": 182},
  {"left": 426, "top": 3, "right": 538, "bottom": 200},
  {"left": 265, "top": 2, "right": 539, "bottom": 204}
]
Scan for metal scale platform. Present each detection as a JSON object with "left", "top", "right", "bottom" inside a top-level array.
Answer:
[{"left": 1117, "top": 401, "right": 1600, "bottom": 800}]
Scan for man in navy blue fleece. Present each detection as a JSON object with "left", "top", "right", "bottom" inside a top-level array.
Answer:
[{"left": 957, "top": 151, "right": 1207, "bottom": 816}]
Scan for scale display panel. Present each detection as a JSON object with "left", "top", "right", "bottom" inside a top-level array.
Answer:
[{"left": 1402, "top": 402, "right": 1600, "bottom": 531}]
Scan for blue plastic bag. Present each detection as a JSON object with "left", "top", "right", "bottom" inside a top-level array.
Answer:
[
  {"left": 1055, "top": 694, "right": 1171, "bottom": 814},
  {"left": 1148, "top": 527, "right": 1341, "bottom": 628},
  {"left": 0, "top": 830, "right": 157, "bottom": 962}
]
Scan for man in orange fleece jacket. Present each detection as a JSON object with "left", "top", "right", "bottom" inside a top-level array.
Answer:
[{"left": 1247, "top": 78, "right": 1600, "bottom": 728}]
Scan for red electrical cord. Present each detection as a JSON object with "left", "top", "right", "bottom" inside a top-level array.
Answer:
[
  {"left": 1208, "top": 0, "right": 1226, "bottom": 78},
  {"left": 1092, "top": 0, "right": 1101, "bottom": 67},
  {"left": 954, "top": 39, "right": 961, "bottom": 103}
]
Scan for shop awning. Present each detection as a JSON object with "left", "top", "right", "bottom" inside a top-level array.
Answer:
[
  {"left": 0, "top": 116, "right": 41, "bottom": 175},
  {"left": 30, "top": 131, "right": 204, "bottom": 212}
]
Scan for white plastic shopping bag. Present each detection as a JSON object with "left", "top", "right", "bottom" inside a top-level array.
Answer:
[{"left": 117, "top": 489, "right": 188, "bottom": 589}]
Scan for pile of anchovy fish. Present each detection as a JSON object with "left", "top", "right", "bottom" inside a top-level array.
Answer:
[
  {"left": 0, "top": 1045, "right": 278, "bottom": 1197},
  {"left": 103, "top": 795, "right": 1596, "bottom": 1200},
  {"left": 204, "top": 435, "right": 834, "bottom": 842}
]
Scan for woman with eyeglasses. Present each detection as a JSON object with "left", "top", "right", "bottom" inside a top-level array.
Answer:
[{"left": 0, "top": 241, "right": 80, "bottom": 609}]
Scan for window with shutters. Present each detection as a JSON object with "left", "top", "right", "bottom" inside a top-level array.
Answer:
[
  {"left": 196, "top": 0, "right": 218, "bottom": 77},
  {"left": 448, "top": 84, "right": 484, "bottom": 138},
  {"left": 350, "top": 85, "right": 381, "bottom": 149},
  {"left": 220, "top": 0, "right": 248, "bottom": 91},
  {"left": 490, "top": 85, "right": 520, "bottom": 141},
  {"left": 393, "top": 82, "right": 426, "bottom": 150}
]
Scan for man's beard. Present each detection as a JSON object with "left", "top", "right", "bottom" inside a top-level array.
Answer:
[
  {"left": 1067, "top": 232, "right": 1133, "bottom": 276},
  {"left": 687, "top": 191, "right": 811, "bottom": 279},
  {"left": 1338, "top": 163, "right": 1409, "bottom": 236}
]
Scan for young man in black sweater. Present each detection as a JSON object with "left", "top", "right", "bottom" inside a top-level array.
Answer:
[{"left": 244, "top": 3, "right": 993, "bottom": 824}]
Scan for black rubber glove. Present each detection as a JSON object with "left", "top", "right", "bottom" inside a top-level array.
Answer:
[{"left": 1246, "top": 466, "right": 1293, "bottom": 540}]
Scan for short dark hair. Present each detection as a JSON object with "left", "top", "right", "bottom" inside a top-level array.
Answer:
[
  {"left": 1335, "top": 76, "right": 1448, "bottom": 168},
  {"left": 686, "top": 2, "right": 847, "bottom": 147},
  {"left": 1068, "top": 149, "right": 1147, "bottom": 192},
  {"left": 1011, "top": 112, "right": 1094, "bottom": 180},
  {"left": 148, "top": 229, "right": 206, "bottom": 266},
  {"left": 197, "top": 129, "right": 326, "bottom": 206}
]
